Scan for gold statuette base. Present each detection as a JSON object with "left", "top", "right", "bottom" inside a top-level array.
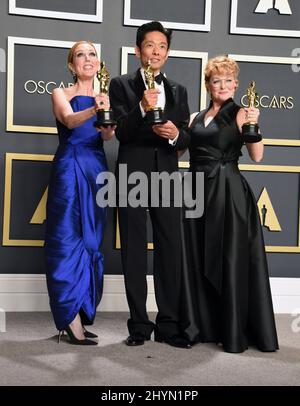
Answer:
[
  {"left": 241, "top": 123, "right": 262, "bottom": 143},
  {"left": 146, "top": 107, "right": 167, "bottom": 125},
  {"left": 94, "top": 109, "right": 116, "bottom": 128}
]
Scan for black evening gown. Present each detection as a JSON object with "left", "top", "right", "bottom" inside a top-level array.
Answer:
[{"left": 181, "top": 98, "right": 279, "bottom": 353}]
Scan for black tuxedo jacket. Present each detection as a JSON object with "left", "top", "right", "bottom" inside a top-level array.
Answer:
[{"left": 109, "top": 69, "right": 190, "bottom": 175}]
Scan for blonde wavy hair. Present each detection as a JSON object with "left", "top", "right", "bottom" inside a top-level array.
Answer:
[{"left": 204, "top": 55, "right": 239, "bottom": 91}]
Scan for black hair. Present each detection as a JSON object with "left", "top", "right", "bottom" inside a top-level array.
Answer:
[{"left": 136, "top": 21, "right": 172, "bottom": 49}]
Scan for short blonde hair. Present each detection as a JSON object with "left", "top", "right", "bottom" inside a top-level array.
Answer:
[{"left": 204, "top": 55, "right": 239, "bottom": 91}]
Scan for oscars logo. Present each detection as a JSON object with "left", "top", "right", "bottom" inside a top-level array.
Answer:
[
  {"left": 254, "top": 0, "right": 292, "bottom": 15},
  {"left": 24, "top": 80, "right": 73, "bottom": 95},
  {"left": 30, "top": 188, "right": 48, "bottom": 224},
  {"left": 257, "top": 188, "right": 281, "bottom": 231}
]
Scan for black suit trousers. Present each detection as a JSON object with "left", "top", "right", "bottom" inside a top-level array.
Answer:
[{"left": 118, "top": 203, "right": 182, "bottom": 338}]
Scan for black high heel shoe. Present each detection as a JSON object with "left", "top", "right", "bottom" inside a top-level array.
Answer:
[
  {"left": 57, "top": 330, "right": 65, "bottom": 343},
  {"left": 83, "top": 328, "right": 98, "bottom": 339},
  {"left": 57, "top": 326, "right": 97, "bottom": 345}
]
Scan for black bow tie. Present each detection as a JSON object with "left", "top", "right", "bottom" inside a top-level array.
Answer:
[{"left": 154, "top": 73, "right": 164, "bottom": 85}]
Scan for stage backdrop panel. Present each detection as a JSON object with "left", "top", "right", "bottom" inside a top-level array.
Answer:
[
  {"left": 240, "top": 165, "right": 300, "bottom": 253},
  {"left": 3, "top": 153, "right": 53, "bottom": 247},
  {"left": 6, "top": 37, "right": 101, "bottom": 134},
  {"left": 231, "top": 0, "right": 300, "bottom": 37},
  {"left": 229, "top": 54, "right": 300, "bottom": 146},
  {"left": 124, "top": 0, "right": 211, "bottom": 31},
  {"left": 10, "top": 0, "right": 103, "bottom": 22}
]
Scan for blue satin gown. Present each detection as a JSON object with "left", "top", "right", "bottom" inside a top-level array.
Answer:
[{"left": 45, "top": 95, "right": 108, "bottom": 331}]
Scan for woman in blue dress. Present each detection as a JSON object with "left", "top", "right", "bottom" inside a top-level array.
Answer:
[{"left": 45, "top": 41, "right": 115, "bottom": 345}]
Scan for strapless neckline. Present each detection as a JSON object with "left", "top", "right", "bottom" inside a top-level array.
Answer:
[{"left": 69, "top": 95, "right": 95, "bottom": 103}]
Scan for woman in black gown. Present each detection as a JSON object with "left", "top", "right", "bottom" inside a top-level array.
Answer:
[{"left": 181, "top": 55, "right": 279, "bottom": 353}]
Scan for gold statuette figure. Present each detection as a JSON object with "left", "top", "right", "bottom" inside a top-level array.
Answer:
[
  {"left": 94, "top": 61, "right": 116, "bottom": 127},
  {"left": 144, "top": 60, "right": 155, "bottom": 90},
  {"left": 144, "top": 60, "right": 166, "bottom": 125},
  {"left": 247, "top": 80, "right": 257, "bottom": 110},
  {"left": 241, "top": 80, "right": 262, "bottom": 143},
  {"left": 98, "top": 61, "right": 110, "bottom": 94}
]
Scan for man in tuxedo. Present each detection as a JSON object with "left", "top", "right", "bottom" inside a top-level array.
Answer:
[{"left": 109, "top": 21, "right": 190, "bottom": 348}]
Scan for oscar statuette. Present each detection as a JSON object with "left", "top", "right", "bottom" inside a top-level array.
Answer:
[
  {"left": 144, "top": 60, "right": 166, "bottom": 125},
  {"left": 241, "top": 80, "right": 262, "bottom": 143},
  {"left": 94, "top": 61, "right": 116, "bottom": 127}
]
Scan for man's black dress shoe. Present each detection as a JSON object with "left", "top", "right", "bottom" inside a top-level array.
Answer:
[
  {"left": 125, "top": 334, "right": 147, "bottom": 346},
  {"left": 154, "top": 332, "right": 192, "bottom": 349}
]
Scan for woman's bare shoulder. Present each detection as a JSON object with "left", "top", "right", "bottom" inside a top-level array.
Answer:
[{"left": 52, "top": 86, "right": 75, "bottom": 102}]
